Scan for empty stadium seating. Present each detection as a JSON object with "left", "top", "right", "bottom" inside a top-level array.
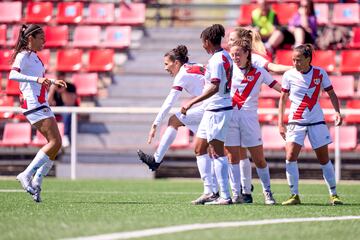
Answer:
[
  {"left": 87, "top": 49, "right": 114, "bottom": 72},
  {"left": 103, "top": 26, "right": 131, "bottom": 49},
  {"left": 36, "top": 49, "right": 51, "bottom": 70},
  {"left": 56, "top": 2, "right": 83, "bottom": 24},
  {"left": 328, "top": 126, "right": 357, "bottom": 151},
  {"left": 328, "top": 75, "right": 355, "bottom": 98},
  {"left": 0, "top": 96, "right": 15, "bottom": 119},
  {"left": 314, "top": 3, "right": 329, "bottom": 26},
  {"left": 44, "top": 26, "right": 69, "bottom": 48},
  {"left": 332, "top": 3, "right": 360, "bottom": 25},
  {"left": 31, "top": 123, "right": 64, "bottom": 146},
  {"left": 349, "top": 27, "right": 360, "bottom": 48},
  {"left": 0, "top": 2, "right": 22, "bottom": 23},
  {"left": 344, "top": 100, "right": 360, "bottom": 123},
  {"left": 312, "top": 50, "right": 336, "bottom": 72},
  {"left": 56, "top": 49, "right": 83, "bottom": 72},
  {"left": 25, "top": 2, "right": 53, "bottom": 24},
  {"left": 71, "top": 73, "right": 98, "bottom": 96},
  {"left": 72, "top": 26, "right": 101, "bottom": 48},
  {"left": 117, "top": 3, "right": 146, "bottom": 26},
  {"left": 319, "top": 98, "right": 336, "bottom": 123},
  {"left": 5, "top": 80, "right": 20, "bottom": 96},
  {"left": 258, "top": 98, "right": 277, "bottom": 123},
  {"left": 0, "top": 122, "right": 31, "bottom": 147},
  {"left": 262, "top": 125, "right": 286, "bottom": 150},
  {"left": 7, "top": 25, "right": 20, "bottom": 47},
  {"left": 274, "top": 50, "right": 293, "bottom": 66},
  {"left": 86, "top": 3, "right": 114, "bottom": 25},
  {"left": 237, "top": 4, "right": 257, "bottom": 26},
  {"left": 0, "top": 49, "right": 12, "bottom": 71},
  {"left": 0, "top": 25, "right": 6, "bottom": 46},
  {"left": 339, "top": 50, "right": 360, "bottom": 73},
  {"left": 272, "top": 3, "right": 298, "bottom": 25}
]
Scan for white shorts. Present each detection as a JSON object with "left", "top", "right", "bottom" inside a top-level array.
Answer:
[
  {"left": 196, "top": 109, "right": 233, "bottom": 142},
  {"left": 175, "top": 104, "right": 204, "bottom": 134},
  {"left": 25, "top": 107, "right": 55, "bottom": 125},
  {"left": 225, "top": 110, "right": 262, "bottom": 147},
  {"left": 286, "top": 123, "right": 332, "bottom": 149}
]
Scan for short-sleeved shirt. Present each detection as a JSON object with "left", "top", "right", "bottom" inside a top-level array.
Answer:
[
  {"left": 281, "top": 66, "right": 333, "bottom": 124},
  {"left": 203, "top": 49, "right": 233, "bottom": 110},
  {"left": 11, "top": 51, "right": 48, "bottom": 112},
  {"left": 251, "top": 52, "right": 270, "bottom": 69},
  {"left": 231, "top": 65, "right": 276, "bottom": 111},
  {"left": 172, "top": 63, "right": 206, "bottom": 97}
]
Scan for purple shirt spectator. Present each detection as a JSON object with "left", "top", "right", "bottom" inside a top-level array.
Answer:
[{"left": 289, "top": 13, "right": 317, "bottom": 40}]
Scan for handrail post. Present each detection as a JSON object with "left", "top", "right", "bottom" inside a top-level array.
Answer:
[
  {"left": 334, "top": 124, "right": 341, "bottom": 183},
  {"left": 70, "top": 111, "right": 77, "bottom": 180}
]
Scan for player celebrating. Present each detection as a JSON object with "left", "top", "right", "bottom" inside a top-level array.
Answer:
[
  {"left": 182, "top": 24, "right": 233, "bottom": 205},
  {"left": 226, "top": 37, "right": 280, "bottom": 205},
  {"left": 10, "top": 24, "right": 67, "bottom": 202},
  {"left": 279, "top": 44, "right": 343, "bottom": 205}
]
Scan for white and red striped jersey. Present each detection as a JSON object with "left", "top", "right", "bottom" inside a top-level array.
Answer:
[
  {"left": 282, "top": 66, "right": 333, "bottom": 124},
  {"left": 9, "top": 50, "right": 48, "bottom": 112},
  {"left": 231, "top": 65, "right": 276, "bottom": 111},
  {"left": 153, "top": 63, "right": 206, "bottom": 126},
  {"left": 203, "top": 49, "right": 233, "bottom": 110},
  {"left": 251, "top": 52, "right": 270, "bottom": 69}
]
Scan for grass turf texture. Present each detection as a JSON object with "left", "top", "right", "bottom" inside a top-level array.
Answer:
[{"left": 0, "top": 179, "right": 359, "bottom": 240}]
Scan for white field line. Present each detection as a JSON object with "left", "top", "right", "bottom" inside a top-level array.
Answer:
[{"left": 61, "top": 216, "right": 360, "bottom": 240}]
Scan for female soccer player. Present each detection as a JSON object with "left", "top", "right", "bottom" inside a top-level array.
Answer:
[
  {"left": 279, "top": 44, "right": 343, "bottom": 205},
  {"left": 10, "top": 24, "right": 67, "bottom": 202},
  {"left": 137, "top": 45, "right": 219, "bottom": 201},
  {"left": 226, "top": 28, "right": 290, "bottom": 203},
  {"left": 226, "top": 37, "right": 280, "bottom": 205},
  {"left": 182, "top": 24, "right": 233, "bottom": 205}
]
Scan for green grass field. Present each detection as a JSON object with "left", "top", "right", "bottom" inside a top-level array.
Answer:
[{"left": 1, "top": 179, "right": 360, "bottom": 240}]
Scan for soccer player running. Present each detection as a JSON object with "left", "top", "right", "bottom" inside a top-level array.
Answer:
[
  {"left": 279, "top": 44, "right": 343, "bottom": 205},
  {"left": 226, "top": 35, "right": 280, "bottom": 205},
  {"left": 10, "top": 24, "right": 67, "bottom": 202},
  {"left": 182, "top": 24, "right": 233, "bottom": 205},
  {"left": 226, "top": 27, "right": 291, "bottom": 203},
  {"left": 137, "top": 45, "right": 219, "bottom": 198}
]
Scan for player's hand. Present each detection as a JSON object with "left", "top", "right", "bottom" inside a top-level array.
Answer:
[
  {"left": 147, "top": 125, "right": 157, "bottom": 144},
  {"left": 278, "top": 124, "right": 287, "bottom": 140},
  {"left": 37, "top": 77, "right": 51, "bottom": 87},
  {"left": 181, "top": 102, "right": 192, "bottom": 115},
  {"left": 334, "top": 112, "right": 342, "bottom": 126}
]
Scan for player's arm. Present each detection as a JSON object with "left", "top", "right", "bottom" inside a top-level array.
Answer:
[
  {"left": 327, "top": 89, "right": 342, "bottom": 126},
  {"left": 278, "top": 90, "right": 289, "bottom": 140},
  {"left": 148, "top": 88, "right": 181, "bottom": 144},
  {"left": 266, "top": 62, "right": 293, "bottom": 74}
]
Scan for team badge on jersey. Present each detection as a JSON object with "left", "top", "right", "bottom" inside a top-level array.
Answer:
[
  {"left": 314, "top": 78, "right": 321, "bottom": 85},
  {"left": 247, "top": 75, "right": 254, "bottom": 81}
]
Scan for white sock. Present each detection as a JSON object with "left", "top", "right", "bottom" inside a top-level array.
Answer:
[
  {"left": 286, "top": 160, "right": 299, "bottom": 195},
  {"left": 196, "top": 154, "right": 213, "bottom": 194},
  {"left": 240, "top": 158, "right": 252, "bottom": 194},
  {"left": 321, "top": 161, "right": 337, "bottom": 196},
  {"left": 154, "top": 127, "right": 177, "bottom": 163},
  {"left": 256, "top": 165, "right": 271, "bottom": 193},
  {"left": 32, "top": 160, "right": 54, "bottom": 188},
  {"left": 23, "top": 150, "right": 50, "bottom": 178},
  {"left": 214, "top": 156, "right": 230, "bottom": 199},
  {"left": 228, "top": 163, "right": 241, "bottom": 197},
  {"left": 211, "top": 160, "right": 219, "bottom": 194}
]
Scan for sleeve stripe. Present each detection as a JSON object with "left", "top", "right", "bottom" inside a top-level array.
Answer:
[
  {"left": 269, "top": 80, "right": 277, "bottom": 88},
  {"left": 324, "top": 85, "right": 333, "bottom": 92},
  {"left": 281, "top": 88, "right": 290, "bottom": 93},
  {"left": 11, "top": 67, "right": 21, "bottom": 72},
  {"left": 172, "top": 86, "right": 183, "bottom": 91},
  {"left": 211, "top": 78, "right": 221, "bottom": 83}
]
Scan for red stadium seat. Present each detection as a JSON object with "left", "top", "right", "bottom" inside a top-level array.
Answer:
[
  {"left": 56, "top": 49, "right": 83, "bottom": 72},
  {"left": 344, "top": 100, "right": 360, "bottom": 123},
  {"left": 0, "top": 96, "right": 15, "bottom": 119},
  {"left": 0, "top": 25, "right": 6, "bottom": 46},
  {"left": 272, "top": 3, "right": 298, "bottom": 25},
  {"left": 87, "top": 49, "right": 114, "bottom": 72},
  {"left": 36, "top": 49, "right": 51, "bottom": 70},
  {"left": 25, "top": 2, "right": 53, "bottom": 23},
  {"left": 274, "top": 50, "right": 293, "bottom": 66},
  {"left": 0, "top": 122, "right": 31, "bottom": 146},
  {"left": 7, "top": 25, "right": 20, "bottom": 47},
  {"left": 328, "top": 126, "right": 357, "bottom": 151},
  {"left": 0, "top": 50, "right": 12, "bottom": 71},
  {"left": 237, "top": 4, "right": 258, "bottom": 26},
  {"left": 117, "top": 3, "right": 146, "bottom": 26},
  {"left": 312, "top": 50, "right": 336, "bottom": 73},
  {"left": 339, "top": 50, "right": 360, "bottom": 73},
  {"left": 262, "top": 126, "right": 286, "bottom": 150},
  {"left": 258, "top": 98, "right": 276, "bottom": 123},
  {"left": 56, "top": 2, "right": 83, "bottom": 24},
  {"left": 319, "top": 98, "right": 336, "bottom": 123},
  {"left": 32, "top": 122, "right": 64, "bottom": 146},
  {"left": 328, "top": 75, "right": 355, "bottom": 98},
  {"left": 349, "top": 27, "right": 360, "bottom": 48},
  {"left": 5, "top": 80, "right": 20, "bottom": 96},
  {"left": 86, "top": 3, "right": 114, "bottom": 24},
  {"left": 103, "top": 26, "right": 131, "bottom": 49},
  {"left": 314, "top": 4, "right": 329, "bottom": 26},
  {"left": 71, "top": 73, "right": 98, "bottom": 96},
  {"left": 0, "top": 2, "right": 22, "bottom": 23},
  {"left": 313, "top": 0, "right": 337, "bottom": 2},
  {"left": 44, "top": 26, "right": 68, "bottom": 48},
  {"left": 332, "top": 3, "right": 360, "bottom": 25},
  {"left": 73, "top": 26, "right": 101, "bottom": 48}
]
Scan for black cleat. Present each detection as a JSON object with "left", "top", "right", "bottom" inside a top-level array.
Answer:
[
  {"left": 137, "top": 149, "right": 161, "bottom": 171},
  {"left": 242, "top": 194, "right": 253, "bottom": 204}
]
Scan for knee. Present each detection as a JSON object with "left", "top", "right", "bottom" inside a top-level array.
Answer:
[
  {"left": 168, "top": 115, "right": 182, "bottom": 130},
  {"left": 50, "top": 137, "right": 62, "bottom": 152}
]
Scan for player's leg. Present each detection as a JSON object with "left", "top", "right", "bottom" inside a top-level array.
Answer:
[
  {"left": 239, "top": 148, "right": 253, "bottom": 203},
  {"left": 225, "top": 146, "right": 241, "bottom": 203}
]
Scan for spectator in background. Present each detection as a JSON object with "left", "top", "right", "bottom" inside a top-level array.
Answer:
[
  {"left": 48, "top": 82, "right": 78, "bottom": 148},
  {"left": 251, "top": 0, "right": 279, "bottom": 41},
  {"left": 265, "top": 0, "right": 317, "bottom": 52}
]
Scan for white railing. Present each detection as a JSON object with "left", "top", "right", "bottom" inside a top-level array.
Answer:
[{"left": 0, "top": 106, "right": 359, "bottom": 182}]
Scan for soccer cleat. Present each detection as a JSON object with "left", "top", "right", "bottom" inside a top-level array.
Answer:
[
  {"left": 242, "top": 194, "right": 253, "bottom": 204},
  {"left": 282, "top": 194, "right": 301, "bottom": 205},
  {"left": 263, "top": 191, "right": 276, "bottom": 205},
  {"left": 32, "top": 186, "right": 42, "bottom": 203},
  {"left": 330, "top": 194, "right": 343, "bottom": 206},
  {"left": 16, "top": 172, "right": 35, "bottom": 195},
  {"left": 240, "top": 184, "right": 254, "bottom": 194},
  {"left": 204, "top": 197, "right": 232, "bottom": 205},
  {"left": 232, "top": 195, "right": 243, "bottom": 204},
  {"left": 137, "top": 149, "right": 161, "bottom": 171},
  {"left": 191, "top": 193, "right": 217, "bottom": 205}
]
